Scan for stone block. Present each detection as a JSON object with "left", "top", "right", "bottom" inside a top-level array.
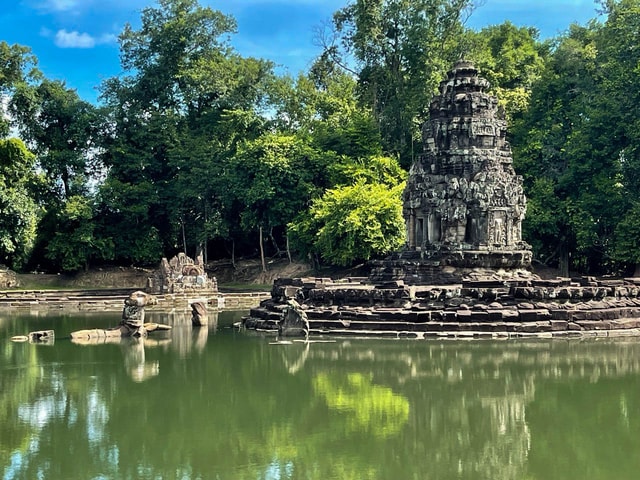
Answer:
[
  {"left": 570, "top": 311, "right": 587, "bottom": 321},
  {"left": 519, "top": 309, "right": 550, "bottom": 322},
  {"left": 375, "top": 280, "right": 405, "bottom": 289},
  {"left": 502, "top": 310, "right": 520, "bottom": 322},
  {"left": 441, "top": 311, "right": 456, "bottom": 322},
  {"left": 441, "top": 322, "right": 460, "bottom": 331},
  {"left": 575, "top": 320, "right": 612, "bottom": 330},
  {"left": 514, "top": 322, "right": 548, "bottom": 333},
  {"left": 471, "top": 311, "right": 489, "bottom": 322},
  {"left": 614, "top": 319, "right": 640, "bottom": 329},
  {"left": 462, "top": 280, "right": 505, "bottom": 288},
  {"left": 550, "top": 309, "right": 570, "bottom": 320}
]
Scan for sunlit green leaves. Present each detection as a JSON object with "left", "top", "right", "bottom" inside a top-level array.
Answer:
[{"left": 291, "top": 180, "right": 406, "bottom": 266}]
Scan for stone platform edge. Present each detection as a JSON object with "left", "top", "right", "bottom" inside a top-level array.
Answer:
[
  {"left": 244, "top": 275, "right": 640, "bottom": 338},
  {"left": 0, "top": 289, "right": 270, "bottom": 311}
]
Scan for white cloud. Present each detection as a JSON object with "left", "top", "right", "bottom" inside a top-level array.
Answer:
[
  {"left": 54, "top": 29, "right": 116, "bottom": 49},
  {"left": 55, "top": 30, "right": 95, "bottom": 48},
  {"left": 38, "top": 0, "right": 84, "bottom": 12}
]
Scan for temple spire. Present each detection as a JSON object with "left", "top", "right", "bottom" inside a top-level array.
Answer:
[{"left": 402, "top": 59, "right": 530, "bottom": 265}]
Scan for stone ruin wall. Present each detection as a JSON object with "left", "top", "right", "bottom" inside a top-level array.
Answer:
[
  {"left": 0, "top": 267, "right": 18, "bottom": 288},
  {"left": 148, "top": 252, "right": 218, "bottom": 295}
]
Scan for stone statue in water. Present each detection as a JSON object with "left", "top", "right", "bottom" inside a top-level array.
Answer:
[{"left": 70, "top": 291, "right": 170, "bottom": 340}]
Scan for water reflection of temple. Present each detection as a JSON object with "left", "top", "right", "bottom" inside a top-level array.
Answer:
[{"left": 282, "top": 338, "right": 640, "bottom": 478}]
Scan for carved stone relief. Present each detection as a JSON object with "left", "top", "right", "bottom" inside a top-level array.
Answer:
[{"left": 402, "top": 59, "right": 530, "bottom": 263}]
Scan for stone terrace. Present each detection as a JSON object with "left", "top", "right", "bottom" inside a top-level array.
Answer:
[{"left": 244, "top": 276, "right": 640, "bottom": 338}]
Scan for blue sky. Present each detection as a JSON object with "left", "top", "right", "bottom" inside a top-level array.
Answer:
[{"left": 1, "top": 0, "right": 602, "bottom": 104}]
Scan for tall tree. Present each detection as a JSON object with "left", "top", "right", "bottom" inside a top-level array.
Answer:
[
  {"left": 227, "top": 133, "right": 332, "bottom": 270},
  {"left": 321, "top": 0, "right": 473, "bottom": 166},
  {"left": 98, "top": 0, "right": 274, "bottom": 263},
  {"left": 512, "top": 23, "right": 601, "bottom": 274},
  {"left": 10, "top": 79, "right": 100, "bottom": 200},
  {"left": 597, "top": 0, "right": 640, "bottom": 273},
  {"left": 9, "top": 79, "right": 107, "bottom": 272}
]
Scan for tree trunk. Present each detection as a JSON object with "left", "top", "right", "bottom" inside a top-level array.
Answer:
[
  {"left": 634, "top": 263, "right": 640, "bottom": 278},
  {"left": 203, "top": 204, "right": 208, "bottom": 265},
  {"left": 181, "top": 218, "right": 187, "bottom": 255},
  {"left": 269, "top": 227, "right": 281, "bottom": 257},
  {"left": 259, "top": 226, "right": 267, "bottom": 273},
  {"left": 286, "top": 232, "right": 292, "bottom": 264},
  {"left": 231, "top": 240, "right": 236, "bottom": 269},
  {"left": 559, "top": 242, "right": 570, "bottom": 277}
]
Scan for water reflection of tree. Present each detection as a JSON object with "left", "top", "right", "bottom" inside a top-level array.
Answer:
[
  {"left": 313, "top": 372, "right": 410, "bottom": 438},
  {"left": 527, "top": 375, "right": 640, "bottom": 479},
  {"left": 0, "top": 343, "right": 41, "bottom": 474},
  {"left": 280, "top": 339, "right": 640, "bottom": 480},
  {"left": 0, "top": 346, "right": 118, "bottom": 478}
]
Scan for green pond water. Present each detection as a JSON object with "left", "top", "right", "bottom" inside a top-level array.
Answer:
[{"left": 1, "top": 310, "right": 640, "bottom": 480}]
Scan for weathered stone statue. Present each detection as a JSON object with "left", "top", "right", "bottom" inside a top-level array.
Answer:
[
  {"left": 279, "top": 299, "right": 310, "bottom": 338},
  {"left": 71, "top": 291, "right": 168, "bottom": 340},
  {"left": 120, "top": 290, "right": 158, "bottom": 336},
  {"left": 191, "top": 301, "right": 208, "bottom": 326},
  {"left": 370, "top": 60, "right": 532, "bottom": 284}
]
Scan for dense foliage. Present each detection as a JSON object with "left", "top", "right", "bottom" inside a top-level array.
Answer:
[{"left": 1, "top": 0, "right": 640, "bottom": 276}]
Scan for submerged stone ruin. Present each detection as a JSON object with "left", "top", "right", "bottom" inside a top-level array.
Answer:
[
  {"left": 243, "top": 60, "right": 640, "bottom": 338},
  {"left": 70, "top": 290, "right": 170, "bottom": 340}
]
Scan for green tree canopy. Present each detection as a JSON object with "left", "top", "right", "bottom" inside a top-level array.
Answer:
[
  {"left": 10, "top": 79, "right": 100, "bottom": 200},
  {"left": 45, "top": 195, "right": 114, "bottom": 272},
  {"left": 465, "top": 21, "right": 550, "bottom": 122},
  {"left": 97, "top": 0, "right": 275, "bottom": 264},
  {"left": 290, "top": 180, "right": 406, "bottom": 267},
  {"left": 0, "top": 41, "right": 39, "bottom": 137},
  {"left": 289, "top": 153, "right": 406, "bottom": 267}
]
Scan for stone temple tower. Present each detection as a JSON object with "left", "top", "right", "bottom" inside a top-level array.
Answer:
[{"left": 370, "top": 60, "right": 532, "bottom": 284}]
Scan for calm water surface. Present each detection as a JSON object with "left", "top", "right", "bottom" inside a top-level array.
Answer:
[{"left": 1, "top": 310, "right": 640, "bottom": 480}]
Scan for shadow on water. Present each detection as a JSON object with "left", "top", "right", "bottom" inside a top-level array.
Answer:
[{"left": 2, "top": 310, "right": 640, "bottom": 480}]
